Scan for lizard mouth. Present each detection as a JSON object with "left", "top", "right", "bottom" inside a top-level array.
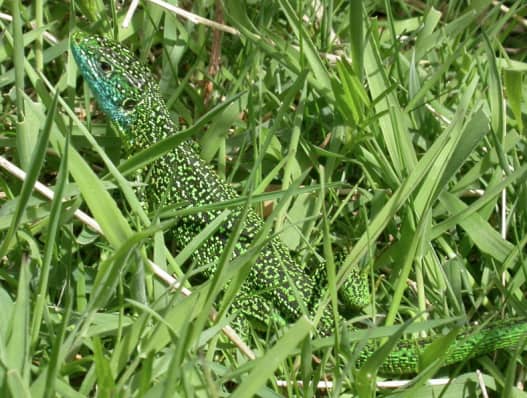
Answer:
[{"left": 70, "top": 32, "right": 95, "bottom": 80}]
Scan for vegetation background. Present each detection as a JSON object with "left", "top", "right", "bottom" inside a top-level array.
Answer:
[{"left": 1, "top": 0, "right": 527, "bottom": 396}]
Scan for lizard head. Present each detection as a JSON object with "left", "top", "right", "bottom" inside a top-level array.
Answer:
[{"left": 71, "top": 32, "right": 157, "bottom": 133}]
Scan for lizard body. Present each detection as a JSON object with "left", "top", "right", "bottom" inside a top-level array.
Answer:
[{"left": 71, "top": 32, "right": 526, "bottom": 375}]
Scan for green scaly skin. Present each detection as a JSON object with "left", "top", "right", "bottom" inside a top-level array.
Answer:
[{"left": 71, "top": 32, "right": 527, "bottom": 375}]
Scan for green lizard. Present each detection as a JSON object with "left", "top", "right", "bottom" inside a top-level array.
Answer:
[{"left": 71, "top": 32, "right": 527, "bottom": 375}]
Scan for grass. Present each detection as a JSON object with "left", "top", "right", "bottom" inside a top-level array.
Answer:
[{"left": 1, "top": 0, "right": 527, "bottom": 396}]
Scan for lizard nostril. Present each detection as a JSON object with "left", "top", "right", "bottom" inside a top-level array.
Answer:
[{"left": 71, "top": 31, "right": 86, "bottom": 45}]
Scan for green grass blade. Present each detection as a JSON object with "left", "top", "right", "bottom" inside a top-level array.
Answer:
[
  {"left": 30, "top": 121, "right": 70, "bottom": 352},
  {"left": 231, "top": 317, "right": 312, "bottom": 398},
  {"left": 503, "top": 69, "right": 523, "bottom": 133},
  {"left": 0, "top": 92, "right": 58, "bottom": 257},
  {"left": 6, "top": 257, "right": 30, "bottom": 383}
]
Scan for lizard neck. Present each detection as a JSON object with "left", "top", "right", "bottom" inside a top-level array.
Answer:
[{"left": 125, "top": 94, "right": 176, "bottom": 154}]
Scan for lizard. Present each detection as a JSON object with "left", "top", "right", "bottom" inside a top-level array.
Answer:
[{"left": 70, "top": 31, "right": 527, "bottom": 376}]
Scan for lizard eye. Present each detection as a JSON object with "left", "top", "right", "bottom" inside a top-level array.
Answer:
[
  {"left": 123, "top": 97, "right": 138, "bottom": 111},
  {"left": 99, "top": 59, "right": 113, "bottom": 75}
]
